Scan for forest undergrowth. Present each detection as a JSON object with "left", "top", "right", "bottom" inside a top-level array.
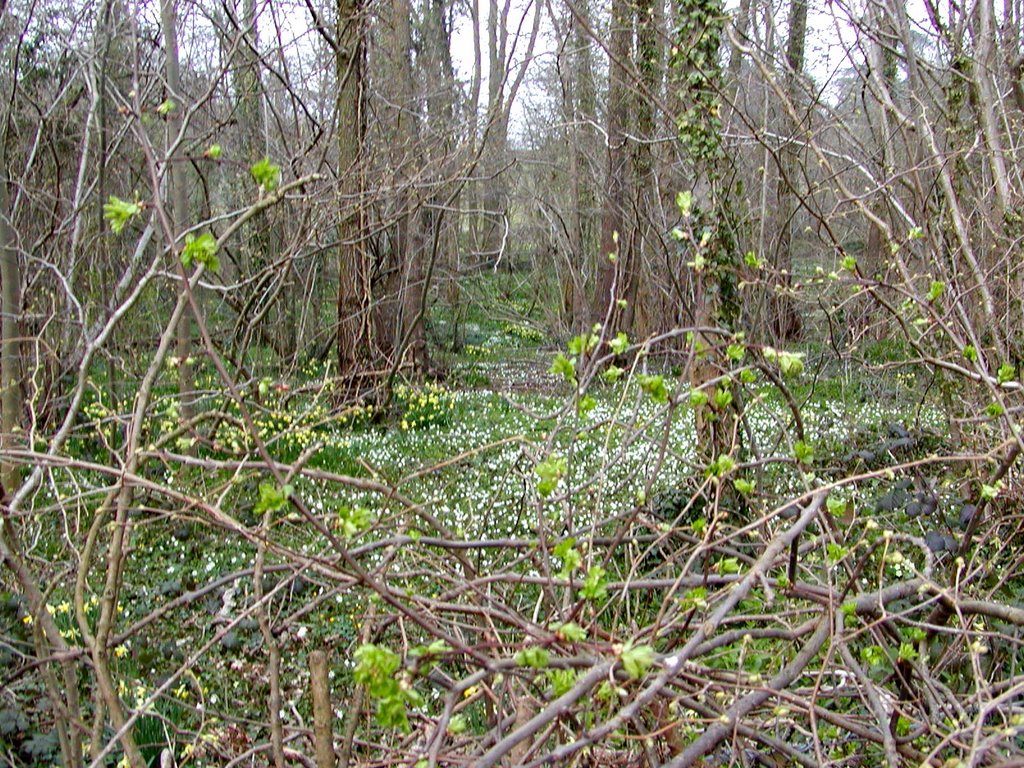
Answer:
[{"left": 5, "top": 294, "right": 1024, "bottom": 768}]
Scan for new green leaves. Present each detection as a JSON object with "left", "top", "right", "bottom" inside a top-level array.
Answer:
[
  {"left": 602, "top": 365, "right": 624, "bottom": 384},
  {"left": 515, "top": 647, "right": 550, "bottom": 669},
  {"left": 551, "top": 621, "right": 586, "bottom": 642},
  {"left": 551, "top": 329, "right": 609, "bottom": 386},
  {"left": 619, "top": 642, "right": 655, "bottom": 679},
  {"left": 335, "top": 505, "right": 373, "bottom": 539},
  {"left": 106, "top": 194, "right": 220, "bottom": 276},
  {"left": 181, "top": 232, "right": 219, "bottom": 272},
  {"left": 762, "top": 346, "right": 804, "bottom": 377},
  {"left": 676, "top": 190, "right": 693, "bottom": 218},
  {"left": 103, "top": 196, "right": 142, "bottom": 234},
  {"left": 550, "top": 328, "right": 638, "bottom": 406},
  {"left": 636, "top": 374, "right": 669, "bottom": 404},
  {"left": 354, "top": 643, "right": 401, "bottom": 696},
  {"left": 255, "top": 482, "right": 293, "bottom": 514},
  {"left": 579, "top": 565, "right": 608, "bottom": 601},
  {"left": 568, "top": 329, "right": 600, "bottom": 356},
  {"left": 553, "top": 537, "right": 581, "bottom": 578},
  {"left": 353, "top": 644, "right": 423, "bottom": 733},
  {"left": 251, "top": 157, "right": 281, "bottom": 192},
  {"left": 706, "top": 454, "right": 736, "bottom": 477},
  {"left": 535, "top": 455, "right": 567, "bottom": 497},
  {"left": 793, "top": 440, "right": 814, "bottom": 465},
  {"left": 689, "top": 389, "right": 709, "bottom": 407},
  {"left": 550, "top": 353, "right": 576, "bottom": 385},
  {"left": 733, "top": 478, "right": 755, "bottom": 495}
]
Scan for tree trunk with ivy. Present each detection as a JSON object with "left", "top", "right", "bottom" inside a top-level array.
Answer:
[
  {"left": 672, "top": 0, "right": 741, "bottom": 462},
  {"left": 0, "top": 158, "right": 19, "bottom": 494}
]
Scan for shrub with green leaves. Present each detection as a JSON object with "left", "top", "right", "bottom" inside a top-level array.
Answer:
[{"left": 353, "top": 643, "right": 423, "bottom": 733}]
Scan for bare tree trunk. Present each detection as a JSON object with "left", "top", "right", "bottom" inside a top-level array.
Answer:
[
  {"left": 391, "top": 0, "right": 429, "bottom": 373},
  {"left": 369, "top": 0, "right": 430, "bottom": 374},
  {"left": 552, "top": 3, "right": 593, "bottom": 333},
  {"left": 969, "top": 0, "right": 1017, "bottom": 341},
  {"left": 479, "top": 0, "right": 511, "bottom": 267},
  {"left": 771, "top": 0, "right": 807, "bottom": 341},
  {"left": 336, "top": 0, "right": 371, "bottom": 378},
  {"left": 571, "top": 0, "right": 597, "bottom": 329},
  {"left": 631, "top": 0, "right": 658, "bottom": 336},
  {"left": 478, "top": 0, "right": 541, "bottom": 269},
  {"left": 95, "top": 0, "right": 125, "bottom": 412},
  {"left": 309, "top": 650, "right": 336, "bottom": 768},
  {"left": 727, "top": 0, "right": 752, "bottom": 83},
  {"left": 448, "top": 0, "right": 485, "bottom": 351},
  {"left": 229, "top": 0, "right": 295, "bottom": 361},
  {"left": 591, "top": 0, "right": 631, "bottom": 330},
  {"left": 236, "top": 0, "right": 261, "bottom": 167},
  {"left": 422, "top": 0, "right": 458, "bottom": 350},
  {"left": 858, "top": 1, "right": 899, "bottom": 335},
  {"left": 971, "top": 0, "right": 1012, "bottom": 222},
  {"left": 161, "top": 0, "right": 195, "bottom": 423},
  {"left": 554, "top": 0, "right": 596, "bottom": 332}
]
